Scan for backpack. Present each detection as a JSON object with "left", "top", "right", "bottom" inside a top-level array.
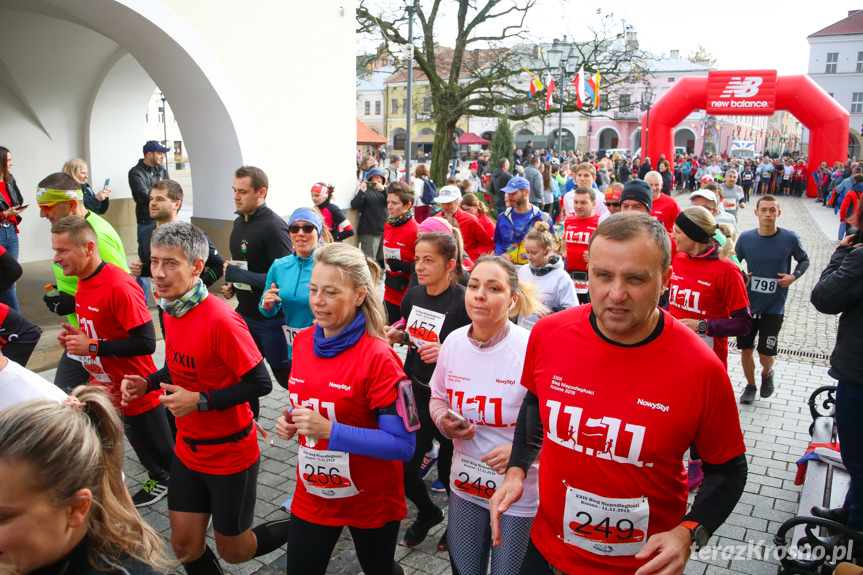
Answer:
[{"left": 421, "top": 178, "right": 437, "bottom": 205}]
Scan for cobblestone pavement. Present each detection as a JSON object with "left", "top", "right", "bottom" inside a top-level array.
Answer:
[{"left": 35, "top": 193, "right": 845, "bottom": 574}]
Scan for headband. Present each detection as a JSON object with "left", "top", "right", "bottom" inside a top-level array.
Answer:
[
  {"left": 289, "top": 208, "right": 323, "bottom": 235},
  {"left": 36, "top": 187, "right": 83, "bottom": 204},
  {"left": 310, "top": 183, "right": 330, "bottom": 198},
  {"left": 675, "top": 212, "right": 714, "bottom": 245}
]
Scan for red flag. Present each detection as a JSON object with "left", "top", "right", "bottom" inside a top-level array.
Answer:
[
  {"left": 546, "top": 74, "right": 555, "bottom": 111},
  {"left": 572, "top": 66, "right": 587, "bottom": 109}
]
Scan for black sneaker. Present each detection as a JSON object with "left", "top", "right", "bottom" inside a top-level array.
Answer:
[
  {"left": 740, "top": 385, "right": 757, "bottom": 404},
  {"left": 131, "top": 479, "right": 168, "bottom": 507},
  {"left": 760, "top": 371, "right": 775, "bottom": 398},
  {"left": 403, "top": 507, "right": 444, "bottom": 547},
  {"left": 437, "top": 528, "right": 449, "bottom": 551}
]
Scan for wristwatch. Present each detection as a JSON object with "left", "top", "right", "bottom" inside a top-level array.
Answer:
[
  {"left": 696, "top": 320, "right": 708, "bottom": 335},
  {"left": 88, "top": 339, "right": 99, "bottom": 357},
  {"left": 681, "top": 520, "right": 710, "bottom": 550},
  {"left": 197, "top": 392, "right": 211, "bottom": 412}
]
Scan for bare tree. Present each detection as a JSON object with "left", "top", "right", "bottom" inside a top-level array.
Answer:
[{"left": 357, "top": 0, "right": 649, "bottom": 184}]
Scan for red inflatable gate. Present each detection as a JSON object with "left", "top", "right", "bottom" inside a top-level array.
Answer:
[{"left": 641, "top": 70, "right": 850, "bottom": 197}]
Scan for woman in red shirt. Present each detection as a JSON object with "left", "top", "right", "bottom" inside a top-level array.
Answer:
[
  {"left": 0, "top": 147, "right": 26, "bottom": 311},
  {"left": 276, "top": 243, "right": 415, "bottom": 575}
]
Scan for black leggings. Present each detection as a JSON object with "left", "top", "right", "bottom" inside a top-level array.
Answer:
[
  {"left": 126, "top": 404, "right": 174, "bottom": 483},
  {"left": 403, "top": 381, "right": 453, "bottom": 517},
  {"left": 385, "top": 300, "right": 402, "bottom": 326},
  {"left": 286, "top": 514, "right": 403, "bottom": 575},
  {"left": 54, "top": 351, "right": 91, "bottom": 393},
  {"left": 516, "top": 539, "right": 554, "bottom": 575}
]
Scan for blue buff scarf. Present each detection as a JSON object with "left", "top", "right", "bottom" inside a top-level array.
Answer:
[{"left": 313, "top": 311, "right": 366, "bottom": 358}]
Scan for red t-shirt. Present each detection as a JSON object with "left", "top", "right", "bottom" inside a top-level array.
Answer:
[
  {"left": 288, "top": 329, "right": 407, "bottom": 528},
  {"left": 164, "top": 295, "right": 263, "bottom": 475},
  {"left": 383, "top": 218, "right": 419, "bottom": 307},
  {"left": 669, "top": 251, "right": 749, "bottom": 366},
  {"left": 564, "top": 214, "right": 599, "bottom": 272},
  {"left": 522, "top": 306, "right": 745, "bottom": 575},
  {"left": 0, "top": 302, "right": 9, "bottom": 329},
  {"left": 440, "top": 209, "right": 494, "bottom": 262},
  {"left": 650, "top": 194, "right": 681, "bottom": 234},
  {"left": 75, "top": 263, "right": 160, "bottom": 416}
]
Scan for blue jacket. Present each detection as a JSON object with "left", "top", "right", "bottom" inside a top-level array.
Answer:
[
  {"left": 259, "top": 251, "right": 317, "bottom": 358},
  {"left": 494, "top": 205, "right": 559, "bottom": 265}
]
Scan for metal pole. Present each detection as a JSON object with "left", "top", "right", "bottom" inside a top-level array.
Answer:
[
  {"left": 645, "top": 106, "right": 649, "bottom": 160},
  {"left": 404, "top": 2, "right": 415, "bottom": 184},
  {"left": 557, "top": 63, "right": 565, "bottom": 153},
  {"left": 161, "top": 94, "right": 168, "bottom": 147}
]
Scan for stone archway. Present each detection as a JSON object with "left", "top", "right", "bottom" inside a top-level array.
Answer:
[{"left": 597, "top": 127, "right": 620, "bottom": 150}]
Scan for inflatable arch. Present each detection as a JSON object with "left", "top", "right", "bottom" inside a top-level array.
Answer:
[{"left": 641, "top": 70, "right": 850, "bottom": 197}]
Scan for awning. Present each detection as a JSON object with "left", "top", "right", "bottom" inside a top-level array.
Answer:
[
  {"left": 413, "top": 134, "right": 436, "bottom": 143},
  {"left": 458, "top": 132, "right": 490, "bottom": 145},
  {"left": 356, "top": 118, "right": 387, "bottom": 145}
]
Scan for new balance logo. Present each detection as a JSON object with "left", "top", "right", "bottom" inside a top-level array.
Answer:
[{"left": 720, "top": 77, "right": 762, "bottom": 98}]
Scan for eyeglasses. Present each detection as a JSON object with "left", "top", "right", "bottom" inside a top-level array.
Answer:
[
  {"left": 606, "top": 202, "right": 620, "bottom": 208},
  {"left": 289, "top": 224, "right": 317, "bottom": 234},
  {"left": 37, "top": 202, "right": 60, "bottom": 209}
]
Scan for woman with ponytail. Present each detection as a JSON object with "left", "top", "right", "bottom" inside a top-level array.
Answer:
[
  {"left": 429, "top": 255, "right": 545, "bottom": 574},
  {"left": 0, "top": 386, "right": 173, "bottom": 574},
  {"left": 517, "top": 221, "right": 576, "bottom": 330}
]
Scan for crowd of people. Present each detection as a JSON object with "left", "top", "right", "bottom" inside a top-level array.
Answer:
[{"left": 0, "top": 136, "right": 860, "bottom": 575}]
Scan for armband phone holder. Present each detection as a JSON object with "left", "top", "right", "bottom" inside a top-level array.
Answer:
[{"left": 396, "top": 379, "right": 421, "bottom": 432}]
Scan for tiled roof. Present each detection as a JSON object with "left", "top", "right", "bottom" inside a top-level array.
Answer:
[
  {"left": 810, "top": 10, "right": 863, "bottom": 37},
  {"left": 356, "top": 118, "right": 387, "bottom": 145}
]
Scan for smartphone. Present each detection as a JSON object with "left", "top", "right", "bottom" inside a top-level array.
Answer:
[
  {"left": 397, "top": 380, "right": 421, "bottom": 432},
  {"left": 17, "top": 204, "right": 29, "bottom": 210},
  {"left": 104, "top": 178, "right": 110, "bottom": 187},
  {"left": 447, "top": 408, "right": 470, "bottom": 429}
]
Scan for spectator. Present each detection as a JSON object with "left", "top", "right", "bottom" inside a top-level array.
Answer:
[
  {"left": 0, "top": 147, "right": 26, "bottom": 311},
  {"left": 351, "top": 166, "right": 389, "bottom": 269},
  {"left": 63, "top": 158, "right": 111, "bottom": 215}
]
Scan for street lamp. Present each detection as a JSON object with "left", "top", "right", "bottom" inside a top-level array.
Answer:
[
  {"left": 547, "top": 38, "right": 571, "bottom": 154},
  {"left": 640, "top": 83, "right": 656, "bottom": 159},
  {"left": 160, "top": 92, "right": 168, "bottom": 149}
]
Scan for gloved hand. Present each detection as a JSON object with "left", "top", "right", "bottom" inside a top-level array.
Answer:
[
  {"left": 44, "top": 290, "right": 76, "bottom": 316},
  {"left": 386, "top": 258, "right": 407, "bottom": 274}
]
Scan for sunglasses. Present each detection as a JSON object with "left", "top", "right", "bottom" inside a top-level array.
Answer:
[
  {"left": 606, "top": 202, "right": 620, "bottom": 207},
  {"left": 289, "top": 224, "right": 317, "bottom": 234}
]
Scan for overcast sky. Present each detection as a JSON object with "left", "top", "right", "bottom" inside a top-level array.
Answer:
[
  {"left": 362, "top": 1, "right": 858, "bottom": 76},
  {"left": 520, "top": 0, "right": 857, "bottom": 75}
]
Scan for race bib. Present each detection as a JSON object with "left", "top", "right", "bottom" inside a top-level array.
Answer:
[
  {"left": 562, "top": 484, "right": 649, "bottom": 557},
  {"left": 451, "top": 452, "right": 500, "bottom": 502},
  {"left": 519, "top": 316, "right": 538, "bottom": 331},
  {"left": 383, "top": 246, "right": 401, "bottom": 272},
  {"left": 231, "top": 261, "right": 251, "bottom": 291},
  {"left": 698, "top": 334, "right": 715, "bottom": 350},
  {"left": 750, "top": 276, "right": 778, "bottom": 294},
  {"left": 298, "top": 446, "right": 359, "bottom": 499},
  {"left": 81, "top": 356, "right": 112, "bottom": 384},
  {"left": 723, "top": 199, "right": 736, "bottom": 209},
  {"left": 283, "top": 326, "right": 301, "bottom": 347},
  {"left": 571, "top": 272, "right": 589, "bottom": 294},
  {"left": 406, "top": 306, "right": 445, "bottom": 347}
]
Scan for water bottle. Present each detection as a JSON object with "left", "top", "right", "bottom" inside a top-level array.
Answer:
[{"left": 44, "top": 284, "right": 59, "bottom": 297}]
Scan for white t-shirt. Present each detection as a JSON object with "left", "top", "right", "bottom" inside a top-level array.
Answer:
[
  {"left": 430, "top": 325, "right": 539, "bottom": 516},
  {"left": 516, "top": 263, "right": 577, "bottom": 331},
  {"left": 0, "top": 359, "right": 67, "bottom": 411}
]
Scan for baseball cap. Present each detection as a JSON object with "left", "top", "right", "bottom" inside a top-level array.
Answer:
[
  {"left": 143, "top": 140, "right": 171, "bottom": 154},
  {"left": 435, "top": 185, "right": 461, "bottom": 204},
  {"left": 605, "top": 187, "right": 621, "bottom": 204},
  {"left": 501, "top": 176, "right": 530, "bottom": 195},
  {"left": 620, "top": 180, "right": 652, "bottom": 212},
  {"left": 700, "top": 175, "right": 714, "bottom": 184},
  {"left": 689, "top": 189, "right": 718, "bottom": 204}
]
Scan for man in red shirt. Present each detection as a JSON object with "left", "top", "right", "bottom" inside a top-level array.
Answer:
[
  {"left": 121, "top": 222, "right": 287, "bottom": 574},
  {"left": 434, "top": 185, "right": 494, "bottom": 261},
  {"left": 564, "top": 187, "right": 599, "bottom": 304},
  {"left": 50, "top": 215, "right": 172, "bottom": 507},
  {"left": 490, "top": 212, "right": 747, "bottom": 575},
  {"left": 383, "top": 181, "right": 419, "bottom": 324},
  {"left": 645, "top": 171, "right": 681, "bottom": 234}
]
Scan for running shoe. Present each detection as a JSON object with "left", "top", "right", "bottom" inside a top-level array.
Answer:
[
  {"left": 131, "top": 479, "right": 168, "bottom": 507},
  {"left": 438, "top": 528, "right": 449, "bottom": 551},
  {"left": 760, "top": 371, "right": 775, "bottom": 398},
  {"left": 687, "top": 460, "right": 703, "bottom": 491},
  {"left": 431, "top": 478, "right": 446, "bottom": 493},
  {"left": 403, "top": 507, "right": 444, "bottom": 547},
  {"left": 740, "top": 384, "right": 757, "bottom": 405},
  {"left": 420, "top": 443, "right": 439, "bottom": 480}
]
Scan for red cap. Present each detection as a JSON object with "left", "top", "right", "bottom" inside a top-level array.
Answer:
[{"left": 605, "top": 188, "right": 621, "bottom": 203}]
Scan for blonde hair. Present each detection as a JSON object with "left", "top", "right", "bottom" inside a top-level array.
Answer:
[
  {"left": 472, "top": 255, "right": 549, "bottom": 320},
  {"left": 526, "top": 220, "right": 555, "bottom": 252},
  {"left": 680, "top": 205, "right": 735, "bottom": 260},
  {"left": 0, "top": 387, "right": 174, "bottom": 572},
  {"left": 62, "top": 158, "right": 88, "bottom": 184},
  {"left": 314, "top": 243, "right": 386, "bottom": 339},
  {"left": 717, "top": 223, "right": 737, "bottom": 260}
]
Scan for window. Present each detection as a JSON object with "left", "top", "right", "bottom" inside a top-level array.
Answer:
[
  {"left": 600, "top": 97, "right": 611, "bottom": 112},
  {"left": 826, "top": 52, "right": 838, "bottom": 74},
  {"left": 667, "top": 77, "right": 675, "bottom": 83},
  {"left": 375, "top": 101, "right": 381, "bottom": 115},
  {"left": 392, "top": 99, "right": 398, "bottom": 113},
  {"left": 364, "top": 101, "right": 371, "bottom": 115},
  {"left": 619, "top": 94, "right": 631, "bottom": 111},
  {"left": 857, "top": 52, "right": 863, "bottom": 73},
  {"left": 423, "top": 97, "right": 432, "bottom": 113},
  {"left": 852, "top": 92, "right": 863, "bottom": 114},
  {"left": 402, "top": 98, "right": 408, "bottom": 112}
]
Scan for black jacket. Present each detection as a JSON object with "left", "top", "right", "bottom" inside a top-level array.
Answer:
[
  {"left": 490, "top": 167, "right": 513, "bottom": 195},
  {"left": 811, "top": 244, "right": 863, "bottom": 383},
  {"left": 127, "top": 159, "right": 169, "bottom": 225},
  {"left": 82, "top": 182, "right": 110, "bottom": 215},
  {"left": 0, "top": 176, "right": 24, "bottom": 226},
  {"left": 350, "top": 185, "right": 387, "bottom": 235},
  {"left": 638, "top": 161, "right": 652, "bottom": 180},
  {"left": 224, "top": 204, "right": 293, "bottom": 319}
]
